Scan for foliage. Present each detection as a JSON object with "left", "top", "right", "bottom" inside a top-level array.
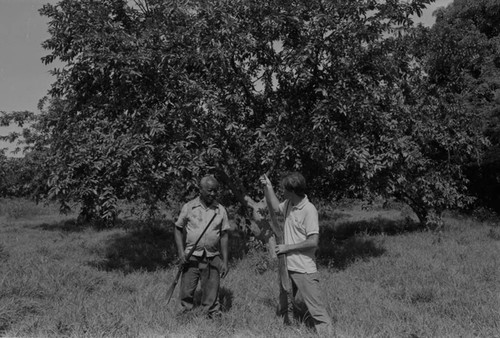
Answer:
[
  {"left": 434, "top": 0, "right": 500, "bottom": 39},
  {"left": 421, "top": 0, "right": 500, "bottom": 214},
  {"left": 23, "top": 0, "right": 486, "bottom": 225},
  {"left": 0, "top": 110, "right": 52, "bottom": 203},
  {"left": 0, "top": 110, "right": 39, "bottom": 156}
]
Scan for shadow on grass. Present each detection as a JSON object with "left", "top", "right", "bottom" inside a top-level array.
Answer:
[
  {"left": 331, "top": 217, "right": 421, "bottom": 239},
  {"left": 318, "top": 210, "right": 352, "bottom": 222},
  {"left": 317, "top": 235, "right": 386, "bottom": 270},
  {"left": 34, "top": 218, "right": 184, "bottom": 273},
  {"left": 89, "top": 222, "right": 178, "bottom": 273},
  {"left": 35, "top": 216, "right": 250, "bottom": 274},
  {"left": 34, "top": 214, "right": 421, "bottom": 273},
  {"left": 220, "top": 287, "right": 233, "bottom": 312},
  {"left": 317, "top": 217, "right": 422, "bottom": 270},
  {"left": 37, "top": 219, "right": 89, "bottom": 232},
  {"left": 89, "top": 222, "right": 249, "bottom": 274}
]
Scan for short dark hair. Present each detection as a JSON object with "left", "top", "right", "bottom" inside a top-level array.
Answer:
[{"left": 281, "top": 172, "right": 307, "bottom": 197}]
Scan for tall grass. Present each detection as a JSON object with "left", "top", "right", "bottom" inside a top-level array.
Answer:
[
  {"left": 0, "top": 198, "right": 61, "bottom": 220},
  {"left": 0, "top": 199, "right": 498, "bottom": 337}
]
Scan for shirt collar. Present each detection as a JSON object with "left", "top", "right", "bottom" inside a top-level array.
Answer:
[
  {"left": 292, "top": 195, "right": 308, "bottom": 210},
  {"left": 193, "top": 196, "right": 219, "bottom": 210}
]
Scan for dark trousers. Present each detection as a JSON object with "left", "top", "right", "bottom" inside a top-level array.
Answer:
[{"left": 179, "top": 254, "right": 221, "bottom": 315}]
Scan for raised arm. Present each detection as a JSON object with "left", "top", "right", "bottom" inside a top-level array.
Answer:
[{"left": 259, "top": 174, "right": 280, "bottom": 214}]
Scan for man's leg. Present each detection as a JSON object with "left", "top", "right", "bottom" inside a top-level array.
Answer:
[
  {"left": 200, "top": 255, "right": 221, "bottom": 317},
  {"left": 179, "top": 257, "right": 201, "bottom": 312},
  {"left": 289, "top": 272, "right": 332, "bottom": 335},
  {"left": 289, "top": 277, "right": 310, "bottom": 324}
]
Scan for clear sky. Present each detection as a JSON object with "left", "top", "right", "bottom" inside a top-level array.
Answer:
[{"left": 0, "top": 0, "right": 454, "bottom": 155}]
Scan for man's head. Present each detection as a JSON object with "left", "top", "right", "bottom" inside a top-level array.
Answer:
[
  {"left": 199, "top": 175, "right": 219, "bottom": 207},
  {"left": 281, "top": 172, "right": 307, "bottom": 199}
]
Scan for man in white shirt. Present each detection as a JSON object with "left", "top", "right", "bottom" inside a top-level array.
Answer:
[{"left": 260, "top": 172, "right": 332, "bottom": 336}]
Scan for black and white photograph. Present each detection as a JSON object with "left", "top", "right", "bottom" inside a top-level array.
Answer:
[{"left": 1, "top": 0, "right": 499, "bottom": 337}]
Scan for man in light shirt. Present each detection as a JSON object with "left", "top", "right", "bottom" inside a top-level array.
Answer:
[
  {"left": 174, "top": 175, "right": 230, "bottom": 318},
  {"left": 260, "top": 172, "right": 332, "bottom": 336}
]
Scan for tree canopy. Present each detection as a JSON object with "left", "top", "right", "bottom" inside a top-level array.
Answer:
[
  {"left": 422, "top": 0, "right": 500, "bottom": 213},
  {"left": 1, "top": 0, "right": 489, "bottom": 226}
]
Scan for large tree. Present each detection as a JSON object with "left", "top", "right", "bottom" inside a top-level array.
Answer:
[
  {"left": 33, "top": 0, "right": 486, "bottom": 226},
  {"left": 422, "top": 0, "right": 500, "bottom": 213}
]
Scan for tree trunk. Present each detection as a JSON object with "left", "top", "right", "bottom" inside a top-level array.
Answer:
[{"left": 396, "top": 193, "right": 443, "bottom": 230}]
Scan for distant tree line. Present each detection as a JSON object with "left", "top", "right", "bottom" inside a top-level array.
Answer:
[{"left": 0, "top": 0, "right": 498, "bottom": 225}]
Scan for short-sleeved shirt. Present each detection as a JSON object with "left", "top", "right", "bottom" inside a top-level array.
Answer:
[
  {"left": 279, "top": 196, "right": 319, "bottom": 273},
  {"left": 175, "top": 197, "right": 230, "bottom": 258}
]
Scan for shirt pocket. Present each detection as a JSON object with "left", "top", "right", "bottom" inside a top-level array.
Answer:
[{"left": 187, "top": 213, "right": 202, "bottom": 228}]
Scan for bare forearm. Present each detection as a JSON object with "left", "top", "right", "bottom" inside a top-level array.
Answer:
[
  {"left": 263, "top": 184, "right": 280, "bottom": 213},
  {"left": 276, "top": 234, "right": 319, "bottom": 255},
  {"left": 259, "top": 174, "right": 280, "bottom": 213},
  {"left": 286, "top": 238, "right": 317, "bottom": 252},
  {"left": 174, "top": 228, "right": 184, "bottom": 256},
  {"left": 220, "top": 232, "right": 229, "bottom": 263},
  {"left": 220, "top": 231, "right": 229, "bottom": 278}
]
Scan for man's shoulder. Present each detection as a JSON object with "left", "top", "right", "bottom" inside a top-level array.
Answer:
[
  {"left": 304, "top": 200, "right": 317, "bottom": 210},
  {"left": 215, "top": 201, "right": 228, "bottom": 213},
  {"left": 299, "top": 200, "right": 319, "bottom": 220},
  {"left": 183, "top": 198, "right": 227, "bottom": 213},
  {"left": 299, "top": 197, "right": 317, "bottom": 211},
  {"left": 183, "top": 197, "right": 202, "bottom": 209}
]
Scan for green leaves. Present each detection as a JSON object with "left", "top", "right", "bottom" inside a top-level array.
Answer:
[{"left": 29, "top": 0, "right": 487, "bottom": 225}]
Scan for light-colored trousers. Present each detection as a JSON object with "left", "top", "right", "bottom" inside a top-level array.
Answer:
[{"left": 288, "top": 271, "right": 333, "bottom": 336}]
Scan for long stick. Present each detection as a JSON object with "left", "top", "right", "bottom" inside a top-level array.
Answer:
[
  {"left": 263, "top": 169, "right": 290, "bottom": 291},
  {"left": 264, "top": 170, "right": 293, "bottom": 323},
  {"left": 166, "top": 211, "right": 218, "bottom": 304},
  {"left": 267, "top": 201, "right": 291, "bottom": 292}
]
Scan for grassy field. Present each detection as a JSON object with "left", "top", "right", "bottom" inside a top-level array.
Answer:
[{"left": 0, "top": 198, "right": 499, "bottom": 337}]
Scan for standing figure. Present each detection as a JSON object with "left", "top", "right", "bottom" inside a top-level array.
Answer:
[
  {"left": 260, "top": 172, "right": 333, "bottom": 336},
  {"left": 174, "top": 175, "right": 230, "bottom": 318}
]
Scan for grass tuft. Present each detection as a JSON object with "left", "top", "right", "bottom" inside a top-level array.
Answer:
[
  {"left": 487, "top": 227, "right": 500, "bottom": 240},
  {"left": 0, "top": 244, "right": 8, "bottom": 262},
  {"left": 0, "top": 198, "right": 61, "bottom": 220}
]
